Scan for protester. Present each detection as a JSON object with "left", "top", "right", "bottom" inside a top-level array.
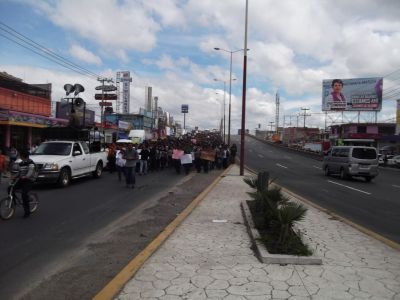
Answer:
[
  {"left": 123, "top": 143, "right": 138, "bottom": 188},
  {"left": 115, "top": 148, "right": 126, "bottom": 182},
  {"left": 229, "top": 143, "right": 237, "bottom": 164},
  {"left": 139, "top": 145, "right": 150, "bottom": 175},
  {"left": 107, "top": 144, "right": 116, "bottom": 173}
]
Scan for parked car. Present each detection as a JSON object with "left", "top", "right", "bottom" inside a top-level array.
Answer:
[{"left": 323, "top": 146, "right": 379, "bottom": 182}]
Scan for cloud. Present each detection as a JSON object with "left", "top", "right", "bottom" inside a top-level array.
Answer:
[
  {"left": 3, "top": 0, "right": 399, "bottom": 131},
  {"left": 143, "top": 0, "right": 186, "bottom": 27},
  {"left": 29, "top": 0, "right": 161, "bottom": 55},
  {"left": 69, "top": 44, "right": 102, "bottom": 65}
]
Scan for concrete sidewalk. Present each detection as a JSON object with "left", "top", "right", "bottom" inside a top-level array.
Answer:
[{"left": 115, "top": 165, "right": 400, "bottom": 300}]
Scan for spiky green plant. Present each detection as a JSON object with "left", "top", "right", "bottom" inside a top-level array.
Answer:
[
  {"left": 244, "top": 171, "right": 270, "bottom": 213},
  {"left": 275, "top": 202, "right": 307, "bottom": 251}
]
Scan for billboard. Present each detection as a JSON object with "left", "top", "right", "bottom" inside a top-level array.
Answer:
[
  {"left": 117, "top": 71, "right": 132, "bottom": 114},
  {"left": 322, "top": 77, "right": 383, "bottom": 111}
]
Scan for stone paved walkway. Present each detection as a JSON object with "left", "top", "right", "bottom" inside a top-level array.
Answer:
[{"left": 116, "top": 165, "right": 400, "bottom": 299}]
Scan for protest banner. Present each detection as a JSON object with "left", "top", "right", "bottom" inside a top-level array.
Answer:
[{"left": 200, "top": 150, "right": 216, "bottom": 161}]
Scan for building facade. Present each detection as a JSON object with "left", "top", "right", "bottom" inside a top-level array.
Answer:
[{"left": 0, "top": 72, "right": 67, "bottom": 151}]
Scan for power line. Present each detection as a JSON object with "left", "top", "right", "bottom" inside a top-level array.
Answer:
[
  {"left": 0, "top": 21, "right": 100, "bottom": 79},
  {"left": 0, "top": 33, "right": 94, "bottom": 78}
]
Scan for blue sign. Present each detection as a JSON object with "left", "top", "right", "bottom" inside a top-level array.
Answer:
[{"left": 181, "top": 104, "right": 189, "bottom": 113}]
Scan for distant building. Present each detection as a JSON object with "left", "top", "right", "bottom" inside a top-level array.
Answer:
[
  {"left": 282, "top": 127, "right": 321, "bottom": 145},
  {"left": 328, "top": 123, "right": 399, "bottom": 153}
]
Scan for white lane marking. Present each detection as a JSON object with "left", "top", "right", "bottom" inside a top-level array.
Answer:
[
  {"left": 313, "top": 166, "right": 322, "bottom": 170},
  {"left": 327, "top": 180, "right": 371, "bottom": 195},
  {"left": 258, "top": 154, "right": 264, "bottom": 158},
  {"left": 392, "top": 185, "right": 400, "bottom": 189},
  {"left": 276, "top": 163, "right": 288, "bottom": 169}
]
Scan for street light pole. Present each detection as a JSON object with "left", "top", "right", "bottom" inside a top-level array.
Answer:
[
  {"left": 214, "top": 48, "right": 247, "bottom": 146},
  {"left": 240, "top": 0, "right": 249, "bottom": 176},
  {"left": 228, "top": 51, "right": 233, "bottom": 146},
  {"left": 214, "top": 79, "right": 227, "bottom": 144}
]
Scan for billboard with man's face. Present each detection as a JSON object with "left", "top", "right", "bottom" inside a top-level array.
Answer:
[{"left": 322, "top": 77, "right": 383, "bottom": 111}]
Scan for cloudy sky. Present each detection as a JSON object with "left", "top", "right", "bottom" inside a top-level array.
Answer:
[{"left": 1, "top": 0, "right": 399, "bottom": 132}]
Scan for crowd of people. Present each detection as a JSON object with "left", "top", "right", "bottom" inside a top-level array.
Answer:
[
  {"left": 105, "top": 131, "right": 238, "bottom": 189},
  {"left": 0, "top": 130, "right": 237, "bottom": 219}
]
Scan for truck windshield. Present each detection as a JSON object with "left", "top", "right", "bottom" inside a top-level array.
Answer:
[
  {"left": 352, "top": 148, "right": 377, "bottom": 159},
  {"left": 33, "top": 143, "right": 72, "bottom": 155}
]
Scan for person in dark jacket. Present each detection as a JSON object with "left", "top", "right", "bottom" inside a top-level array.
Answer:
[{"left": 9, "top": 150, "right": 36, "bottom": 218}]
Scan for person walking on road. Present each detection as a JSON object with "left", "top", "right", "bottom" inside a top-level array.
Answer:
[
  {"left": 139, "top": 146, "right": 150, "bottom": 175},
  {"left": 229, "top": 143, "right": 237, "bottom": 164},
  {"left": 107, "top": 144, "right": 116, "bottom": 173},
  {"left": 123, "top": 144, "right": 138, "bottom": 189},
  {"left": 115, "top": 149, "right": 126, "bottom": 182}
]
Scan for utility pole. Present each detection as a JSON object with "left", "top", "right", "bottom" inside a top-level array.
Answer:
[
  {"left": 97, "top": 77, "right": 114, "bottom": 130},
  {"left": 300, "top": 108, "right": 311, "bottom": 128},
  {"left": 269, "top": 121, "right": 274, "bottom": 132},
  {"left": 275, "top": 91, "right": 280, "bottom": 134}
]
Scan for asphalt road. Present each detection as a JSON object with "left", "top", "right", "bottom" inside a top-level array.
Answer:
[
  {"left": 232, "top": 135, "right": 400, "bottom": 244},
  {"left": 0, "top": 166, "right": 223, "bottom": 300}
]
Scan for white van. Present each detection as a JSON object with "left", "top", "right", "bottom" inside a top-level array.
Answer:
[{"left": 322, "top": 146, "right": 379, "bottom": 182}]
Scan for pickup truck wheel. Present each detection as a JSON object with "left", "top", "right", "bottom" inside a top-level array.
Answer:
[
  {"left": 365, "top": 176, "right": 372, "bottom": 182},
  {"left": 340, "top": 168, "right": 347, "bottom": 180},
  {"left": 58, "top": 168, "right": 71, "bottom": 187},
  {"left": 324, "top": 166, "right": 330, "bottom": 176},
  {"left": 93, "top": 162, "right": 103, "bottom": 178}
]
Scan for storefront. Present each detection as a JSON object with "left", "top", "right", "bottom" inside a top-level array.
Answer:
[{"left": 0, "top": 109, "right": 68, "bottom": 151}]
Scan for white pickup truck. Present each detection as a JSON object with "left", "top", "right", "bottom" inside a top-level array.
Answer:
[{"left": 31, "top": 140, "right": 107, "bottom": 187}]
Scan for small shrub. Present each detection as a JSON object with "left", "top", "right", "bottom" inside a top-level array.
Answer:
[{"left": 244, "top": 172, "right": 312, "bottom": 256}]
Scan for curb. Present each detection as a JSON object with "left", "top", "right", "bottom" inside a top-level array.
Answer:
[
  {"left": 92, "top": 165, "right": 234, "bottom": 300},
  {"left": 243, "top": 165, "right": 400, "bottom": 252},
  {"left": 240, "top": 200, "right": 322, "bottom": 265}
]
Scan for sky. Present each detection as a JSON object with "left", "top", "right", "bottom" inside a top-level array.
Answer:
[{"left": 1, "top": 0, "right": 400, "bottom": 133}]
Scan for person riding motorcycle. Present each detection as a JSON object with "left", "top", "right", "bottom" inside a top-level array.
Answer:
[{"left": 9, "top": 149, "right": 36, "bottom": 218}]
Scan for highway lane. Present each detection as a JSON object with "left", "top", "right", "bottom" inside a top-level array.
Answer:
[{"left": 233, "top": 135, "right": 400, "bottom": 244}]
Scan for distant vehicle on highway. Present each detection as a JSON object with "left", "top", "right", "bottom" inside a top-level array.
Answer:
[
  {"left": 378, "top": 154, "right": 394, "bottom": 165},
  {"left": 391, "top": 155, "right": 400, "bottom": 167},
  {"left": 323, "top": 146, "right": 379, "bottom": 182}
]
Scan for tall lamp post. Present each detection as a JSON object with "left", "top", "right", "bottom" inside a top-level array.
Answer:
[
  {"left": 240, "top": 0, "right": 249, "bottom": 176},
  {"left": 214, "top": 48, "right": 247, "bottom": 146},
  {"left": 214, "top": 78, "right": 227, "bottom": 144}
]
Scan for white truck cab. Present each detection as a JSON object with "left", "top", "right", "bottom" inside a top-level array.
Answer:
[{"left": 30, "top": 128, "right": 107, "bottom": 187}]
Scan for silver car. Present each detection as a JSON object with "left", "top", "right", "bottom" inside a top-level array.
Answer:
[{"left": 323, "top": 146, "right": 379, "bottom": 182}]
